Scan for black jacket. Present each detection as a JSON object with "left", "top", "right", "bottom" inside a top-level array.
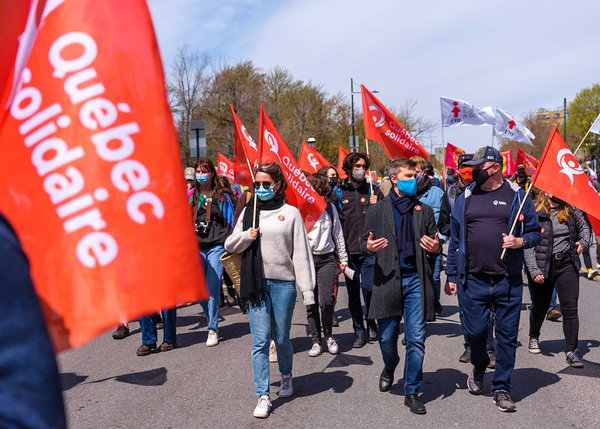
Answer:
[
  {"left": 438, "top": 184, "right": 464, "bottom": 238},
  {"left": 331, "top": 178, "right": 383, "bottom": 255},
  {"left": 360, "top": 195, "right": 439, "bottom": 321}
]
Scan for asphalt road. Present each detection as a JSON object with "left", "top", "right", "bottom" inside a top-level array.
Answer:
[{"left": 59, "top": 253, "right": 600, "bottom": 429}]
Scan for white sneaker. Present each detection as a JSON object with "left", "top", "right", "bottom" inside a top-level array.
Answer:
[
  {"left": 588, "top": 269, "right": 599, "bottom": 280},
  {"left": 269, "top": 340, "right": 277, "bottom": 363},
  {"left": 206, "top": 330, "right": 219, "bottom": 347},
  {"left": 326, "top": 337, "right": 339, "bottom": 355},
  {"left": 279, "top": 373, "right": 293, "bottom": 397},
  {"left": 309, "top": 343, "right": 322, "bottom": 357},
  {"left": 253, "top": 395, "right": 271, "bottom": 418}
]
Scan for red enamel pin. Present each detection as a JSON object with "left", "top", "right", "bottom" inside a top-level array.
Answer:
[
  {"left": 519, "top": 214, "right": 524, "bottom": 221},
  {"left": 278, "top": 215, "right": 285, "bottom": 221},
  {"left": 415, "top": 205, "right": 422, "bottom": 211},
  {"left": 541, "top": 227, "right": 545, "bottom": 234}
]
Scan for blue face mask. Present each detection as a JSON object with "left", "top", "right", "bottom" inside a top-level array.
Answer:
[
  {"left": 256, "top": 186, "right": 275, "bottom": 201},
  {"left": 196, "top": 174, "right": 210, "bottom": 185},
  {"left": 396, "top": 178, "right": 417, "bottom": 196}
]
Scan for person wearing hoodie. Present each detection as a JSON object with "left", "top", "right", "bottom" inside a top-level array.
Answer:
[{"left": 446, "top": 146, "right": 541, "bottom": 413}]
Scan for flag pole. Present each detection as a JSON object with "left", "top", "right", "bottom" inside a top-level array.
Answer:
[
  {"left": 573, "top": 128, "right": 591, "bottom": 156},
  {"left": 500, "top": 184, "right": 534, "bottom": 260},
  {"left": 365, "top": 139, "right": 374, "bottom": 195},
  {"left": 440, "top": 98, "right": 448, "bottom": 192},
  {"left": 246, "top": 158, "right": 258, "bottom": 228}
]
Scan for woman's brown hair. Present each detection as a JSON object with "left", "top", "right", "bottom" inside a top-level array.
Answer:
[
  {"left": 255, "top": 162, "right": 288, "bottom": 196},
  {"left": 308, "top": 173, "right": 331, "bottom": 200},
  {"left": 535, "top": 190, "right": 573, "bottom": 224},
  {"left": 192, "top": 158, "right": 231, "bottom": 205}
]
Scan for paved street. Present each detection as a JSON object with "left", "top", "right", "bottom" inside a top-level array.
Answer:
[{"left": 59, "top": 257, "right": 600, "bottom": 429}]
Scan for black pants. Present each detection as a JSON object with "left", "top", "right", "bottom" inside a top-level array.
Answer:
[
  {"left": 306, "top": 253, "right": 337, "bottom": 342},
  {"left": 345, "top": 254, "right": 375, "bottom": 334},
  {"left": 528, "top": 256, "right": 580, "bottom": 352}
]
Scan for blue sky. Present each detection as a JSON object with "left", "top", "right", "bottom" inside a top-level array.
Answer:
[{"left": 147, "top": 0, "right": 600, "bottom": 155}]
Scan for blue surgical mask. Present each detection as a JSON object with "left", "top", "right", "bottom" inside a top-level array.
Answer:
[
  {"left": 396, "top": 178, "right": 417, "bottom": 196},
  {"left": 256, "top": 186, "right": 275, "bottom": 201},
  {"left": 196, "top": 174, "right": 210, "bottom": 185}
]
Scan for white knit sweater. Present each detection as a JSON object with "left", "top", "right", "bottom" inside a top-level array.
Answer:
[
  {"left": 224, "top": 204, "right": 316, "bottom": 306},
  {"left": 307, "top": 203, "right": 348, "bottom": 265}
]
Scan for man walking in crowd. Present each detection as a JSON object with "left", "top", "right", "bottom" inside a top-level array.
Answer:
[
  {"left": 362, "top": 158, "right": 440, "bottom": 415},
  {"left": 446, "top": 146, "right": 541, "bottom": 413},
  {"left": 511, "top": 165, "right": 531, "bottom": 192},
  {"left": 331, "top": 152, "right": 383, "bottom": 347}
]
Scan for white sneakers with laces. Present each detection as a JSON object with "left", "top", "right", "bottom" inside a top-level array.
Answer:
[
  {"left": 279, "top": 373, "right": 293, "bottom": 397},
  {"left": 253, "top": 395, "right": 272, "bottom": 418},
  {"left": 309, "top": 343, "right": 322, "bottom": 357},
  {"left": 327, "top": 337, "right": 339, "bottom": 354},
  {"left": 206, "top": 330, "right": 219, "bottom": 347}
]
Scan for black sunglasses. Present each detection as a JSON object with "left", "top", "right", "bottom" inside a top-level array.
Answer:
[{"left": 253, "top": 181, "right": 274, "bottom": 189}]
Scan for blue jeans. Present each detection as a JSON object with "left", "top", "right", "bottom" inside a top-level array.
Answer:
[
  {"left": 458, "top": 294, "right": 495, "bottom": 352},
  {"left": 378, "top": 273, "right": 426, "bottom": 395},
  {"left": 247, "top": 279, "right": 297, "bottom": 396},
  {"left": 459, "top": 273, "right": 522, "bottom": 392},
  {"left": 433, "top": 253, "right": 443, "bottom": 303},
  {"left": 140, "top": 309, "right": 177, "bottom": 345},
  {"left": 200, "top": 244, "right": 226, "bottom": 332}
]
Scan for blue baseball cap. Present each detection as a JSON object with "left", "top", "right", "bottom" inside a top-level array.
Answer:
[{"left": 464, "top": 146, "right": 504, "bottom": 166}]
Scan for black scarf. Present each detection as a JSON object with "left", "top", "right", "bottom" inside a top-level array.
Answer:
[
  {"left": 416, "top": 175, "right": 432, "bottom": 197},
  {"left": 240, "top": 194, "right": 285, "bottom": 306},
  {"left": 388, "top": 190, "right": 417, "bottom": 259}
]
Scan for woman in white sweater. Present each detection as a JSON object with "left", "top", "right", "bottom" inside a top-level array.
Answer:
[
  {"left": 224, "top": 162, "right": 315, "bottom": 419},
  {"left": 306, "top": 173, "right": 348, "bottom": 357}
]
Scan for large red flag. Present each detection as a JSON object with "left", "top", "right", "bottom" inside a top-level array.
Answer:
[
  {"left": 257, "top": 106, "right": 326, "bottom": 232},
  {"left": 217, "top": 153, "right": 235, "bottom": 182},
  {"left": 338, "top": 146, "right": 350, "bottom": 179},
  {"left": 500, "top": 150, "right": 516, "bottom": 177},
  {"left": 361, "top": 85, "right": 429, "bottom": 159},
  {"left": 0, "top": 0, "right": 207, "bottom": 352},
  {"left": 515, "top": 148, "right": 539, "bottom": 175},
  {"left": 445, "top": 143, "right": 466, "bottom": 170},
  {"left": 230, "top": 105, "right": 257, "bottom": 187},
  {"left": 298, "top": 142, "right": 333, "bottom": 173},
  {"left": 532, "top": 125, "right": 600, "bottom": 221}
]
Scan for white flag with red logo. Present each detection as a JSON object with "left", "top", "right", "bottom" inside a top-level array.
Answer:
[
  {"left": 298, "top": 142, "right": 333, "bottom": 173},
  {"left": 361, "top": 85, "right": 429, "bottom": 159},
  {"left": 230, "top": 105, "right": 257, "bottom": 187},
  {"left": 493, "top": 108, "right": 535, "bottom": 145},
  {"left": 217, "top": 153, "right": 235, "bottom": 182},
  {"left": 533, "top": 125, "right": 600, "bottom": 220},
  {"left": 440, "top": 96, "right": 495, "bottom": 127},
  {"left": 257, "top": 106, "right": 326, "bottom": 232}
]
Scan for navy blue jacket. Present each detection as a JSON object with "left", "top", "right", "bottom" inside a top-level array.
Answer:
[{"left": 446, "top": 180, "right": 541, "bottom": 285}]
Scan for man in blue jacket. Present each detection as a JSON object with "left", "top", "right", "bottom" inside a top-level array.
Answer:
[{"left": 446, "top": 146, "right": 541, "bottom": 413}]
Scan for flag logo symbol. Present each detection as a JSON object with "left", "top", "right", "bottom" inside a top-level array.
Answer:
[
  {"left": 264, "top": 130, "right": 282, "bottom": 162},
  {"left": 369, "top": 104, "right": 385, "bottom": 127},
  {"left": 307, "top": 153, "right": 319, "bottom": 171},
  {"left": 557, "top": 148, "right": 584, "bottom": 185},
  {"left": 242, "top": 125, "right": 257, "bottom": 151}
]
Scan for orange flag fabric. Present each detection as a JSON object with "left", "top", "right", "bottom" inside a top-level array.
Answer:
[
  {"left": 515, "top": 148, "right": 539, "bottom": 175},
  {"left": 532, "top": 125, "right": 600, "bottom": 221},
  {"left": 361, "top": 85, "right": 429, "bottom": 159},
  {"left": 445, "top": 143, "right": 466, "bottom": 170},
  {"left": 231, "top": 105, "right": 257, "bottom": 187},
  {"left": 0, "top": 0, "right": 207, "bottom": 352},
  {"left": 217, "top": 153, "right": 235, "bottom": 182},
  {"left": 338, "top": 146, "right": 350, "bottom": 179},
  {"left": 500, "top": 150, "right": 516, "bottom": 177},
  {"left": 257, "top": 106, "right": 326, "bottom": 232},
  {"left": 298, "top": 142, "right": 333, "bottom": 173}
]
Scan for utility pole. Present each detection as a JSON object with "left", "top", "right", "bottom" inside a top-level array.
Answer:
[
  {"left": 563, "top": 98, "right": 567, "bottom": 143},
  {"left": 350, "top": 78, "right": 379, "bottom": 153}
]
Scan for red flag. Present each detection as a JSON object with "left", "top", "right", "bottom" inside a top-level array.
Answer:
[
  {"left": 361, "top": 85, "right": 429, "bottom": 159},
  {"left": 532, "top": 125, "right": 600, "bottom": 220},
  {"left": 515, "top": 148, "right": 538, "bottom": 175},
  {"left": 445, "top": 143, "right": 466, "bottom": 169},
  {"left": 338, "top": 146, "right": 350, "bottom": 179},
  {"left": 217, "top": 153, "right": 235, "bottom": 182},
  {"left": 257, "top": 106, "right": 326, "bottom": 232},
  {"left": 0, "top": 0, "right": 207, "bottom": 351},
  {"left": 500, "top": 150, "right": 516, "bottom": 177},
  {"left": 298, "top": 142, "right": 333, "bottom": 173},
  {"left": 230, "top": 105, "right": 257, "bottom": 187},
  {"left": 589, "top": 215, "right": 600, "bottom": 237}
]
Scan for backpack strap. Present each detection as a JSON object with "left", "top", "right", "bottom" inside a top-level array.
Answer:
[{"left": 335, "top": 186, "right": 344, "bottom": 216}]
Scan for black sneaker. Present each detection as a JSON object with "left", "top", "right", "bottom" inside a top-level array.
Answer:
[
  {"left": 467, "top": 366, "right": 485, "bottom": 395},
  {"left": 367, "top": 321, "right": 378, "bottom": 342},
  {"left": 493, "top": 391, "right": 517, "bottom": 412},
  {"left": 352, "top": 333, "right": 366, "bottom": 348},
  {"left": 112, "top": 325, "right": 129, "bottom": 340},
  {"left": 435, "top": 301, "right": 443, "bottom": 316},
  {"left": 528, "top": 337, "right": 541, "bottom": 354},
  {"left": 566, "top": 349, "right": 584, "bottom": 368},
  {"left": 487, "top": 351, "right": 496, "bottom": 369},
  {"left": 459, "top": 348, "right": 471, "bottom": 363}
]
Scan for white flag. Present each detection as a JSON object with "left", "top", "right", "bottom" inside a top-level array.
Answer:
[
  {"left": 440, "top": 96, "right": 495, "bottom": 127},
  {"left": 493, "top": 107, "right": 535, "bottom": 146},
  {"left": 588, "top": 113, "right": 600, "bottom": 135}
]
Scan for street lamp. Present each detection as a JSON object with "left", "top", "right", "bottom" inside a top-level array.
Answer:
[
  {"left": 307, "top": 137, "right": 316, "bottom": 148},
  {"left": 351, "top": 78, "right": 378, "bottom": 152}
]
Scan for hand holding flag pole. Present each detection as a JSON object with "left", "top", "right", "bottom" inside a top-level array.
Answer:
[{"left": 500, "top": 184, "right": 534, "bottom": 259}]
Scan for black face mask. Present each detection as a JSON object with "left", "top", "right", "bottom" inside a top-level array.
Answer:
[
  {"left": 550, "top": 196, "right": 563, "bottom": 205},
  {"left": 473, "top": 165, "right": 495, "bottom": 187},
  {"left": 518, "top": 171, "right": 526, "bottom": 179},
  {"left": 329, "top": 177, "right": 338, "bottom": 187}
]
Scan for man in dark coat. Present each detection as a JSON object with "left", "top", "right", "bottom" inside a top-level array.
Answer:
[{"left": 361, "top": 158, "right": 440, "bottom": 415}]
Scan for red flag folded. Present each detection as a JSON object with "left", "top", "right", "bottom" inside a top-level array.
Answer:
[
  {"left": 500, "top": 150, "right": 516, "bottom": 177},
  {"left": 230, "top": 105, "right": 257, "bottom": 187},
  {"left": 257, "top": 106, "right": 326, "bottom": 232},
  {"left": 298, "top": 142, "right": 333, "bottom": 173},
  {"left": 533, "top": 125, "right": 600, "bottom": 220},
  {"left": 589, "top": 215, "right": 600, "bottom": 237},
  {"left": 217, "top": 153, "right": 235, "bottom": 182},
  {"left": 445, "top": 143, "right": 466, "bottom": 170},
  {"left": 361, "top": 85, "right": 429, "bottom": 159},
  {"left": 515, "top": 148, "right": 538, "bottom": 175},
  {"left": 338, "top": 146, "right": 350, "bottom": 179},
  {"left": 0, "top": 0, "right": 207, "bottom": 351}
]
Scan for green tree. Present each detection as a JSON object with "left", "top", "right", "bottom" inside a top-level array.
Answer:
[{"left": 568, "top": 83, "right": 600, "bottom": 153}]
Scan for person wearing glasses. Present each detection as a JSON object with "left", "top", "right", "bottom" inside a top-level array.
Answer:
[{"left": 225, "top": 162, "right": 315, "bottom": 419}]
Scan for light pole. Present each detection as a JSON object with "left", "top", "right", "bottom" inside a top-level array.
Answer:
[
  {"left": 350, "top": 78, "right": 378, "bottom": 152},
  {"left": 307, "top": 137, "right": 316, "bottom": 148}
]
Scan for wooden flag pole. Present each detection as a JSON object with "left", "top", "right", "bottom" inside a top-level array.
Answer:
[
  {"left": 365, "top": 139, "right": 374, "bottom": 195},
  {"left": 500, "top": 180, "right": 534, "bottom": 260},
  {"left": 573, "top": 128, "right": 592, "bottom": 156},
  {"left": 246, "top": 158, "right": 258, "bottom": 228}
]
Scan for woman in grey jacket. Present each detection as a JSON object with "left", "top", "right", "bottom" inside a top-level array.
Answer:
[
  {"left": 224, "top": 162, "right": 315, "bottom": 419},
  {"left": 524, "top": 191, "right": 589, "bottom": 367}
]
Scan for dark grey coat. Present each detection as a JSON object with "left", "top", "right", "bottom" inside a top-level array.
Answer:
[{"left": 360, "top": 194, "right": 439, "bottom": 322}]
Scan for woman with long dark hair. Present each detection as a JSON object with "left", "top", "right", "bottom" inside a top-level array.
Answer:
[
  {"left": 191, "top": 158, "right": 235, "bottom": 347},
  {"left": 524, "top": 191, "right": 590, "bottom": 367},
  {"left": 224, "top": 162, "right": 315, "bottom": 419}
]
